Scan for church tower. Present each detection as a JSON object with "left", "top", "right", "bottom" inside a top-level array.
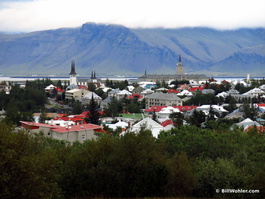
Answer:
[
  {"left": 69, "top": 60, "right": 77, "bottom": 85},
  {"left": 90, "top": 70, "right": 97, "bottom": 83},
  {"left": 176, "top": 55, "right": 184, "bottom": 76}
]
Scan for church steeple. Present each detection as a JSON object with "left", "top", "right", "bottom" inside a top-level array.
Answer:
[
  {"left": 91, "top": 70, "right": 97, "bottom": 79},
  {"left": 69, "top": 60, "right": 77, "bottom": 75},
  {"left": 176, "top": 55, "right": 184, "bottom": 77},
  {"left": 69, "top": 60, "right": 77, "bottom": 85},
  {"left": 178, "top": 54, "right": 182, "bottom": 63}
]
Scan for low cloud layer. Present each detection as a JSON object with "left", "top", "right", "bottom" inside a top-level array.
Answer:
[{"left": 0, "top": 0, "right": 265, "bottom": 32}]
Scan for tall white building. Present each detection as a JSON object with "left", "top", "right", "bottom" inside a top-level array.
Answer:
[{"left": 69, "top": 60, "right": 77, "bottom": 85}]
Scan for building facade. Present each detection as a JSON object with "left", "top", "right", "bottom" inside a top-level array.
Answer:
[
  {"left": 137, "top": 55, "right": 208, "bottom": 82},
  {"left": 65, "top": 88, "right": 90, "bottom": 100},
  {"left": 145, "top": 93, "right": 183, "bottom": 108},
  {"left": 21, "top": 122, "right": 104, "bottom": 143},
  {"left": 176, "top": 55, "right": 184, "bottom": 76}
]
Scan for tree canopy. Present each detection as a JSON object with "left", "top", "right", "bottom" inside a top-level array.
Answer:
[{"left": 1, "top": 121, "right": 264, "bottom": 198}]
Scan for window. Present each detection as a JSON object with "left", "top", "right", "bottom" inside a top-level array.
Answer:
[{"left": 82, "top": 135, "right": 85, "bottom": 141}]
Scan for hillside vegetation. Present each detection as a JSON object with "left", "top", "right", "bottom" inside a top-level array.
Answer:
[{"left": 1, "top": 122, "right": 264, "bottom": 198}]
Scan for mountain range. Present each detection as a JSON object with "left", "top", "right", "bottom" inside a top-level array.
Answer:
[{"left": 0, "top": 23, "right": 264, "bottom": 77}]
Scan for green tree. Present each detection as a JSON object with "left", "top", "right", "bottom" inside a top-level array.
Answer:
[
  {"left": 105, "top": 78, "right": 110, "bottom": 87},
  {"left": 242, "top": 99, "right": 259, "bottom": 120},
  {"left": 169, "top": 112, "right": 184, "bottom": 127},
  {"left": 95, "top": 88, "right": 107, "bottom": 99},
  {"left": 194, "top": 157, "right": 244, "bottom": 198},
  {"left": 87, "top": 82, "right": 96, "bottom": 92},
  {"left": 0, "top": 123, "right": 62, "bottom": 198},
  {"left": 72, "top": 101, "right": 83, "bottom": 115},
  {"left": 103, "top": 97, "right": 123, "bottom": 117},
  {"left": 152, "top": 110, "right": 159, "bottom": 123},
  {"left": 39, "top": 108, "right": 47, "bottom": 123},
  {"left": 164, "top": 152, "right": 196, "bottom": 196},
  {"left": 125, "top": 98, "right": 141, "bottom": 113},
  {"left": 184, "top": 93, "right": 215, "bottom": 106},
  {"left": 224, "top": 95, "right": 237, "bottom": 113},
  {"left": 189, "top": 110, "right": 206, "bottom": 127},
  {"left": 85, "top": 94, "right": 100, "bottom": 125},
  {"left": 56, "top": 79, "right": 62, "bottom": 88}
]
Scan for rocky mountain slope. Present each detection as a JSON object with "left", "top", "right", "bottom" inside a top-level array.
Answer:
[{"left": 0, "top": 23, "right": 264, "bottom": 76}]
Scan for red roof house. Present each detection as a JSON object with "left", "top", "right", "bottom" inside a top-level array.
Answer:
[
  {"left": 189, "top": 87, "right": 204, "bottom": 92},
  {"left": 144, "top": 105, "right": 198, "bottom": 114},
  {"left": 167, "top": 89, "right": 180, "bottom": 93},
  {"left": 20, "top": 121, "right": 105, "bottom": 143},
  {"left": 126, "top": 94, "right": 143, "bottom": 99}
]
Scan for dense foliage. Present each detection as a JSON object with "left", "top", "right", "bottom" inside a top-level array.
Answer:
[
  {"left": 0, "top": 84, "right": 47, "bottom": 125},
  {"left": 1, "top": 122, "right": 264, "bottom": 198}
]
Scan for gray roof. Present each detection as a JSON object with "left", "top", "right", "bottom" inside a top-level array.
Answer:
[
  {"left": 83, "top": 92, "right": 102, "bottom": 100},
  {"left": 66, "top": 84, "right": 78, "bottom": 90},
  {"left": 236, "top": 118, "right": 261, "bottom": 130},
  {"left": 101, "top": 96, "right": 113, "bottom": 103},
  {"left": 108, "top": 88, "right": 120, "bottom": 94},
  {"left": 145, "top": 93, "right": 182, "bottom": 101}
]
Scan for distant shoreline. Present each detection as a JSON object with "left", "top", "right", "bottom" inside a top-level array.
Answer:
[{"left": 0, "top": 76, "right": 264, "bottom": 83}]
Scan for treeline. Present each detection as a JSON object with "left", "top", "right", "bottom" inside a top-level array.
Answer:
[
  {"left": 105, "top": 79, "right": 129, "bottom": 90},
  {"left": 1, "top": 122, "right": 264, "bottom": 198},
  {"left": 0, "top": 84, "right": 47, "bottom": 125}
]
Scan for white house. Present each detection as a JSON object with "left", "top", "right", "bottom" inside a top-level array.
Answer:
[
  {"left": 46, "top": 119, "right": 75, "bottom": 127},
  {"left": 81, "top": 91, "right": 102, "bottom": 105},
  {"left": 127, "top": 86, "right": 135, "bottom": 92},
  {"left": 157, "top": 106, "right": 181, "bottom": 119},
  {"left": 259, "top": 84, "right": 265, "bottom": 91},
  {"left": 116, "top": 90, "right": 132, "bottom": 100},
  {"left": 177, "top": 90, "right": 193, "bottom": 96},
  {"left": 216, "top": 91, "right": 228, "bottom": 98},
  {"left": 189, "top": 80, "right": 200, "bottom": 87},
  {"left": 106, "top": 120, "right": 129, "bottom": 131},
  {"left": 234, "top": 118, "right": 261, "bottom": 130},
  {"left": 242, "top": 88, "right": 265, "bottom": 97},
  {"left": 196, "top": 105, "right": 228, "bottom": 116},
  {"left": 227, "top": 89, "right": 240, "bottom": 95},
  {"left": 44, "top": 84, "right": 56, "bottom": 92},
  {"left": 127, "top": 117, "right": 164, "bottom": 138},
  {"left": 141, "top": 89, "right": 154, "bottom": 96}
]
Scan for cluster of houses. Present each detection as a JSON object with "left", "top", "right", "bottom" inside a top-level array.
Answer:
[
  {"left": 21, "top": 80, "right": 265, "bottom": 143},
  {"left": 9, "top": 61, "right": 265, "bottom": 142}
]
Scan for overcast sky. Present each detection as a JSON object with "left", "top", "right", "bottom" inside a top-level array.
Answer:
[{"left": 0, "top": 0, "right": 265, "bottom": 32}]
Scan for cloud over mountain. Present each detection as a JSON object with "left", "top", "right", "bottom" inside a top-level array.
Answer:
[{"left": 0, "top": 23, "right": 264, "bottom": 77}]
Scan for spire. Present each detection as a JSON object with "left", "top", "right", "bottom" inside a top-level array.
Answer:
[
  {"left": 145, "top": 69, "right": 147, "bottom": 75},
  {"left": 69, "top": 60, "right": 77, "bottom": 75},
  {"left": 94, "top": 71, "right": 96, "bottom": 79},
  {"left": 176, "top": 55, "right": 184, "bottom": 76},
  {"left": 91, "top": 71, "right": 93, "bottom": 79}
]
